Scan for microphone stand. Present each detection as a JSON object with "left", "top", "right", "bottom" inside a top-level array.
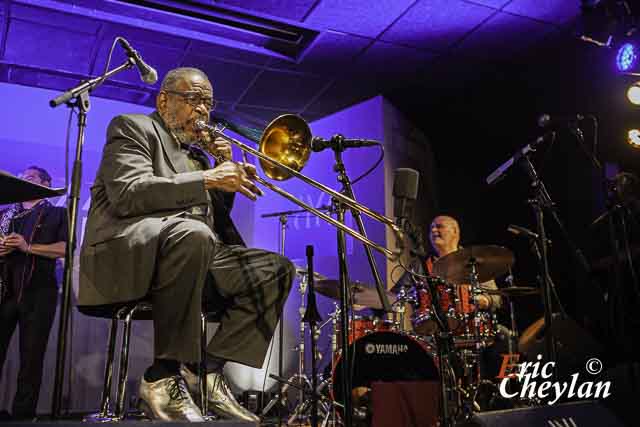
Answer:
[
  {"left": 518, "top": 155, "right": 558, "bottom": 369},
  {"left": 49, "top": 57, "right": 136, "bottom": 418},
  {"left": 330, "top": 142, "right": 360, "bottom": 427},
  {"left": 329, "top": 136, "right": 396, "bottom": 427},
  {"left": 331, "top": 136, "right": 392, "bottom": 315}
]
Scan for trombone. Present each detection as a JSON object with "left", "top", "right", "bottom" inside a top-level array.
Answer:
[{"left": 194, "top": 114, "right": 403, "bottom": 260}]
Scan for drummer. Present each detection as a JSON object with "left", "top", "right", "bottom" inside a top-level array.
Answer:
[{"left": 396, "top": 215, "right": 501, "bottom": 311}]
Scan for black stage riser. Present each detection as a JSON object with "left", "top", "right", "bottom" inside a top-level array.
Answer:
[
  {"left": 467, "top": 401, "right": 624, "bottom": 427},
  {"left": 1, "top": 421, "right": 255, "bottom": 427}
]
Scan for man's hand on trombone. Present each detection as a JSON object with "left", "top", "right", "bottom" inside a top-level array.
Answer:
[
  {"left": 203, "top": 161, "right": 264, "bottom": 201},
  {"left": 196, "top": 128, "right": 233, "bottom": 163}
]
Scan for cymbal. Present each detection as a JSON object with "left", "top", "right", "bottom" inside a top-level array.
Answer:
[
  {"left": 485, "top": 286, "right": 539, "bottom": 297},
  {"left": 315, "top": 279, "right": 396, "bottom": 309},
  {"left": 432, "top": 245, "right": 515, "bottom": 284},
  {"left": 294, "top": 264, "right": 328, "bottom": 281}
]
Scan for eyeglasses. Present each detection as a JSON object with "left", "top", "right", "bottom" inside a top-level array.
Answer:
[{"left": 164, "top": 90, "right": 217, "bottom": 111}]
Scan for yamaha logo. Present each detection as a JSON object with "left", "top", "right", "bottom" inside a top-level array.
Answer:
[{"left": 364, "top": 343, "right": 409, "bottom": 355}]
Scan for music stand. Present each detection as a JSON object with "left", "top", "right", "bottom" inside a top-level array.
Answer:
[{"left": 0, "top": 170, "right": 66, "bottom": 204}]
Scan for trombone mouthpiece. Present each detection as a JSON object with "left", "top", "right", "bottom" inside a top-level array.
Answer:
[{"left": 194, "top": 120, "right": 209, "bottom": 130}]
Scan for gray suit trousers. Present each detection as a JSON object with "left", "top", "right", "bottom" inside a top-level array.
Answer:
[{"left": 152, "top": 216, "right": 294, "bottom": 368}]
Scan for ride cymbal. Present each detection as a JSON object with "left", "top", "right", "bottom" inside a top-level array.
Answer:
[{"left": 432, "top": 245, "right": 515, "bottom": 284}]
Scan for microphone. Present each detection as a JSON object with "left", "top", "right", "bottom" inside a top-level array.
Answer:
[
  {"left": 311, "top": 134, "right": 380, "bottom": 152},
  {"left": 393, "top": 168, "right": 420, "bottom": 223},
  {"left": 117, "top": 38, "right": 158, "bottom": 84},
  {"left": 508, "top": 224, "right": 552, "bottom": 246},
  {"left": 486, "top": 132, "right": 555, "bottom": 185},
  {"left": 507, "top": 224, "right": 539, "bottom": 240},
  {"left": 537, "top": 113, "right": 584, "bottom": 129}
]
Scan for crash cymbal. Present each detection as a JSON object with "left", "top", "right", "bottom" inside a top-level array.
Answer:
[
  {"left": 352, "top": 286, "right": 397, "bottom": 310},
  {"left": 315, "top": 279, "right": 396, "bottom": 309},
  {"left": 485, "top": 286, "right": 539, "bottom": 297},
  {"left": 294, "top": 264, "right": 328, "bottom": 281},
  {"left": 314, "top": 279, "right": 343, "bottom": 300},
  {"left": 432, "top": 245, "right": 515, "bottom": 284}
]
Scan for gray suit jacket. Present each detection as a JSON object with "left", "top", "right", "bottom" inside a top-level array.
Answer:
[{"left": 78, "top": 111, "right": 244, "bottom": 307}]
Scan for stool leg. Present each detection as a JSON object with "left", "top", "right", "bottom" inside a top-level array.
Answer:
[
  {"left": 83, "top": 317, "right": 119, "bottom": 422},
  {"left": 114, "top": 307, "right": 136, "bottom": 419},
  {"left": 200, "top": 312, "right": 208, "bottom": 416},
  {"left": 101, "top": 317, "right": 119, "bottom": 415}
]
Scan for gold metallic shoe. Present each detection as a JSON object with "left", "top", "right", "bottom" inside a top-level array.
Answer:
[
  {"left": 138, "top": 375, "right": 205, "bottom": 422},
  {"left": 180, "top": 366, "right": 259, "bottom": 423}
]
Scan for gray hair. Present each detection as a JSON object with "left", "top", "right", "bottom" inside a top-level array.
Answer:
[{"left": 160, "top": 67, "right": 209, "bottom": 92}]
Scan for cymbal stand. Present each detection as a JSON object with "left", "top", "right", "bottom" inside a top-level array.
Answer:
[
  {"left": 284, "top": 246, "right": 325, "bottom": 426},
  {"left": 259, "top": 213, "right": 289, "bottom": 422},
  {"left": 259, "top": 206, "right": 332, "bottom": 421},
  {"left": 459, "top": 258, "right": 484, "bottom": 420},
  {"left": 426, "top": 277, "right": 457, "bottom": 427},
  {"left": 505, "top": 270, "right": 519, "bottom": 355}
]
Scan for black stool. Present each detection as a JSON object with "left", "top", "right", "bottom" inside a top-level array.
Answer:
[{"left": 80, "top": 301, "right": 221, "bottom": 421}]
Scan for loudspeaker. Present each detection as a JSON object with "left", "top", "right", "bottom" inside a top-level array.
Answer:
[
  {"left": 467, "top": 401, "right": 624, "bottom": 427},
  {"left": 519, "top": 315, "right": 603, "bottom": 380}
]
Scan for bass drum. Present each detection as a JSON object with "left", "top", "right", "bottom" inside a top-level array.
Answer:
[{"left": 332, "top": 331, "right": 439, "bottom": 424}]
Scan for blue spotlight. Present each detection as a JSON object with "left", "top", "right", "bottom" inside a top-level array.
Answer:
[{"left": 617, "top": 43, "right": 638, "bottom": 72}]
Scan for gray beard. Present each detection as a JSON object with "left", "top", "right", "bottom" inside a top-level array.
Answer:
[
  {"left": 163, "top": 110, "right": 197, "bottom": 145},
  {"left": 171, "top": 127, "right": 197, "bottom": 145}
]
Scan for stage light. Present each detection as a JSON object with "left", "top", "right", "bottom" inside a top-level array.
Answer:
[
  {"left": 627, "top": 81, "right": 640, "bottom": 104},
  {"left": 616, "top": 43, "right": 638, "bottom": 72},
  {"left": 628, "top": 129, "right": 640, "bottom": 147}
]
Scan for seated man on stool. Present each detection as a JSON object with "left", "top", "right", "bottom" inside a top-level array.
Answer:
[{"left": 79, "top": 67, "right": 294, "bottom": 422}]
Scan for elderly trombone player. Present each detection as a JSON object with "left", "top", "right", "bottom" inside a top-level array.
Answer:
[{"left": 79, "top": 67, "right": 294, "bottom": 422}]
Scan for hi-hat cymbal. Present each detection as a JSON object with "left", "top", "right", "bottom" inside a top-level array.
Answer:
[
  {"left": 315, "top": 279, "right": 396, "bottom": 309},
  {"left": 432, "top": 245, "right": 515, "bottom": 284},
  {"left": 294, "top": 264, "right": 328, "bottom": 281},
  {"left": 485, "top": 286, "right": 539, "bottom": 297}
]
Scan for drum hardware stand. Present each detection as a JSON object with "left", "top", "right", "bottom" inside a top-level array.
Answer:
[
  {"left": 427, "top": 278, "right": 458, "bottom": 427},
  {"left": 460, "top": 258, "right": 486, "bottom": 420},
  {"left": 260, "top": 207, "right": 333, "bottom": 422},
  {"left": 505, "top": 270, "right": 520, "bottom": 355},
  {"left": 300, "top": 245, "right": 322, "bottom": 427},
  {"left": 48, "top": 53, "right": 137, "bottom": 418}
]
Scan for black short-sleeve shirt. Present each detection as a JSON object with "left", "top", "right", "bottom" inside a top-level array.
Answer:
[{"left": 3, "top": 200, "right": 69, "bottom": 294}]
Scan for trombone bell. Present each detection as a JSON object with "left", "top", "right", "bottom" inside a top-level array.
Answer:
[{"left": 259, "top": 114, "right": 312, "bottom": 181}]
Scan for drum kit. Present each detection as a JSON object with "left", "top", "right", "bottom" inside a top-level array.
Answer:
[{"left": 282, "top": 245, "right": 539, "bottom": 426}]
